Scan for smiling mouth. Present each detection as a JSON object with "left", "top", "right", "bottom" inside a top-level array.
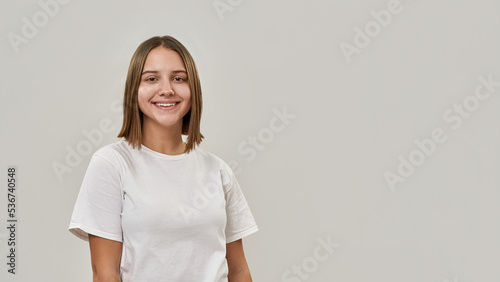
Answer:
[{"left": 153, "top": 102, "right": 179, "bottom": 108}]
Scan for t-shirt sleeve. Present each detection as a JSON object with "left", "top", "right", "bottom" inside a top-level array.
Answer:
[
  {"left": 68, "top": 153, "right": 123, "bottom": 242},
  {"left": 220, "top": 164, "right": 258, "bottom": 243}
]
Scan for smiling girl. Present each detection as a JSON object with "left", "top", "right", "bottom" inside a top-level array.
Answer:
[{"left": 69, "top": 35, "right": 258, "bottom": 282}]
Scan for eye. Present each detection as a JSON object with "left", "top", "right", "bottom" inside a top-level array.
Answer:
[
  {"left": 173, "top": 77, "right": 185, "bottom": 82},
  {"left": 146, "top": 77, "right": 158, "bottom": 82}
]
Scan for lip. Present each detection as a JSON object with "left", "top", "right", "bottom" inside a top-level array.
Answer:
[
  {"left": 153, "top": 100, "right": 181, "bottom": 104},
  {"left": 152, "top": 101, "right": 180, "bottom": 111}
]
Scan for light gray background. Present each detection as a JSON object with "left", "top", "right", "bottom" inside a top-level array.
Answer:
[{"left": 1, "top": 0, "right": 499, "bottom": 281}]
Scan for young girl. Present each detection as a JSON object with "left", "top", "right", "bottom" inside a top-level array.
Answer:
[{"left": 68, "top": 35, "right": 258, "bottom": 282}]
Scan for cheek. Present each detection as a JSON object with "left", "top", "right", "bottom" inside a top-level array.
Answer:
[
  {"left": 185, "top": 100, "right": 192, "bottom": 113},
  {"left": 184, "top": 93, "right": 192, "bottom": 111},
  {"left": 182, "top": 86, "right": 192, "bottom": 102},
  {"left": 137, "top": 86, "right": 150, "bottom": 110},
  {"left": 138, "top": 82, "right": 157, "bottom": 95}
]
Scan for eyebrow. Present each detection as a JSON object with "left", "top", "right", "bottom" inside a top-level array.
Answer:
[{"left": 141, "top": 70, "right": 187, "bottom": 75}]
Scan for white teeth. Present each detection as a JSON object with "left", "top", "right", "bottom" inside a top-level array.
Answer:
[{"left": 155, "top": 103, "right": 177, "bottom": 107}]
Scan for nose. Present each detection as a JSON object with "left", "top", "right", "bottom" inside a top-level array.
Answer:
[{"left": 158, "top": 79, "right": 174, "bottom": 96}]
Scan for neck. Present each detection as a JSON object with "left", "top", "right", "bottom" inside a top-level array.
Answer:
[{"left": 141, "top": 121, "right": 186, "bottom": 155}]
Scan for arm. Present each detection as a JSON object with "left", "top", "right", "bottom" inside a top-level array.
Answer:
[
  {"left": 88, "top": 234, "right": 123, "bottom": 282},
  {"left": 226, "top": 239, "right": 253, "bottom": 282}
]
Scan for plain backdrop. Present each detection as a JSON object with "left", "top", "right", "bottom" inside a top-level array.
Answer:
[{"left": 1, "top": 0, "right": 499, "bottom": 281}]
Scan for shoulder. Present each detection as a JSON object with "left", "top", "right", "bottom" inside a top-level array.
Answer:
[
  {"left": 91, "top": 138, "right": 130, "bottom": 166},
  {"left": 193, "top": 148, "right": 238, "bottom": 188},
  {"left": 193, "top": 147, "right": 232, "bottom": 171}
]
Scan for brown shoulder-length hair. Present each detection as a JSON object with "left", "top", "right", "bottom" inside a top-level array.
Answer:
[{"left": 117, "top": 35, "right": 204, "bottom": 153}]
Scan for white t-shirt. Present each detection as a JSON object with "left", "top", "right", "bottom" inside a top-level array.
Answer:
[{"left": 68, "top": 138, "right": 258, "bottom": 281}]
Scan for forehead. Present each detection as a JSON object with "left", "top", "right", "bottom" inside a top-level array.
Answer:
[{"left": 143, "top": 47, "right": 186, "bottom": 70}]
